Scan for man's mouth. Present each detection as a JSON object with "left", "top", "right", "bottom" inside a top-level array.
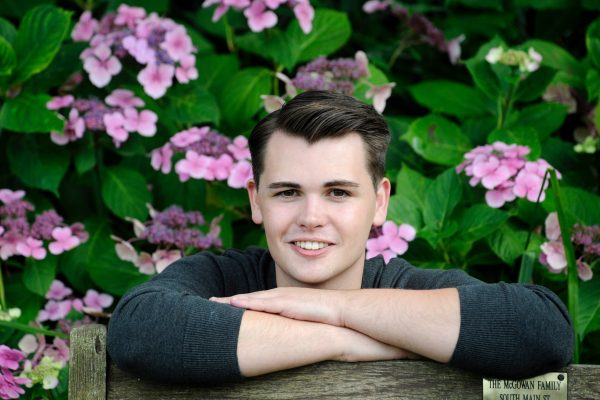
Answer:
[{"left": 293, "top": 241, "right": 330, "bottom": 250}]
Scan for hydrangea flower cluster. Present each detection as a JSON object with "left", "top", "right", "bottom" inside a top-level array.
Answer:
[
  {"left": 37, "top": 280, "right": 113, "bottom": 324},
  {"left": 72, "top": 4, "right": 198, "bottom": 98},
  {"left": 362, "top": 0, "right": 465, "bottom": 65},
  {"left": 485, "top": 46, "right": 542, "bottom": 73},
  {"left": 0, "top": 345, "right": 31, "bottom": 399},
  {"left": 262, "top": 51, "right": 396, "bottom": 114},
  {"left": 112, "top": 204, "right": 222, "bottom": 275},
  {"left": 0, "top": 189, "right": 88, "bottom": 261},
  {"left": 366, "top": 221, "right": 416, "bottom": 263},
  {"left": 203, "top": 0, "right": 315, "bottom": 33},
  {"left": 540, "top": 213, "right": 599, "bottom": 281},
  {"left": 47, "top": 89, "right": 157, "bottom": 148},
  {"left": 151, "top": 126, "right": 253, "bottom": 189},
  {"left": 456, "top": 142, "right": 559, "bottom": 208}
]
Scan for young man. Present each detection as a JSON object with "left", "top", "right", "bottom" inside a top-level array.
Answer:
[{"left": 107, "top": 91, "right": 573, "bottom": 384}]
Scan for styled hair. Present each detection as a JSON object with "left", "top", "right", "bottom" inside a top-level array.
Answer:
[{"left": 249, "top": 90, "right": 391, "bottom": 188}]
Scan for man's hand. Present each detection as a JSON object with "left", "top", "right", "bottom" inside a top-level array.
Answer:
[{"left": 210, "top": 287, "right": 346, "bottom": 327}]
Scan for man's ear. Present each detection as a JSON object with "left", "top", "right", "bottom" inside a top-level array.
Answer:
[
  {"left": 373, "top": 177, "right": 391, "bottom": 226},
  {"left": 246, "top": 179, "right": 263, "bottom": 224}
]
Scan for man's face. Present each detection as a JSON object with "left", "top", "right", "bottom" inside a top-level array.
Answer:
[{"left": 247, "top": 131, "right": 390, "bottom": 290}]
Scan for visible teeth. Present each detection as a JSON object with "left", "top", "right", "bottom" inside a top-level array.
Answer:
[{"left": 295, "top": 241, "right": 328, "bottom": 250}]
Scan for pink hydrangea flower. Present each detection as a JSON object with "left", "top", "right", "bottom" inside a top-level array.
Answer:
[
  {"left": 366, "top": 221, "right": 416, "bottom": 263},
  {"left": 0, "top": 189, "right": 25, "bottom": 204},
  {"left": 228, "top": 160, "right": 253, "bottom": 189},
  {"left": 105, "top": 89, "right": 144, "bottom": 108},
  {"left": 153, "top": 250, "right": 182, "bottom": 273},
  {"left": 161, "top": 26, "right": 194, "bottom": 61},
  {"left": 0, "top": 346, "right": 25, "bottom": 370},
  {"left": 123, "top": 108, "right": 157, "bottom": 137},
  {"left": 170, "top": 127, "right": 205, "bottom": 147},
  {"left": 0, "top": 368, "right": 30, "bottom": 399},
  {"left": 103, "top": 112, "right": 129, "bottom": 144},
  {"left": 43, "top": 338, "right": 70, "bottom": 367},
  {"left": 545, "top": 212, "right": 561, "bottom": 241},
  {"left": 293, "top": 1, "right": 314, "bottom": 34},
  {"left": 15, "top": 237, "right": 46, "bottom": 260},
  {"left": 261, "top": 95, "right": 285, "bottom": 113},
  {"left": 244, "top": 0, "right": 278, "bottom": 32},
  {"left": 83, "top": 44, "right": 122, "bottom": 87},
  {"left": 83, "top": 289, "right": 114, "bottom": 312},
  {"left": 208, "top": 154, "right": 234, "bottom": 180},
  {"left": 46, "top": 280, "right": 73, "bottom": 301},
  {"left": 122, "top": 35, "right": 156, "bottom": 64},
  {"left": 362, "top": 0, "right": 391, "bottom": 13},
  {"left": 136, "top": 252, "right": 155, "bottom": 275},
  {"left": 38, "top": 300, "right": 72, "bottom": 322},
  {"left": 72, "top": 11, "right": 98, "bottom": 42},
  {"left": 137, "top": 64, "right": 175, "bottom": 99},
  {"left": 227, "top": 136, "right": 251, "bottom": 160},
  {"left": 51, "top": 108, "right": 85, "bottom": 145},
  {"left": 48, "top": 227, "right": 80, "bottom": 255},
  {"left": 151, "top": 144, "right": 174, "bottom": 174},
  {"left": 175, "top": 54, "right": 198, "bottom": 84},
  {"left": 114, "top": 4, "right": 146, "bottom": 29},
  {"left": 175, "top": 151, "right": 213, "bottom": 181},
  {"left": 46, "top": 95, "right": 74, "bottom": 110},
  {"left": 366, "top": 82, "right": 396, "bottom": 113}
]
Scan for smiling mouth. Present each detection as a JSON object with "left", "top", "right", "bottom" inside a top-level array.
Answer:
[{"left": 293, "top": 241, "right": 330, "bottom": 250}]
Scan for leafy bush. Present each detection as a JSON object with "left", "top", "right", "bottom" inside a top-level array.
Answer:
[{"left": 0, "top": 0, "right": 599, "bottom": 398}]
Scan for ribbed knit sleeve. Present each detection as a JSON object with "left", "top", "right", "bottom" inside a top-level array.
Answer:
[
  {"left": 107, "top": 247, "right": 275, "bottom": 384},
  {"left": 363, "top": 256, "right": 574, "bottom": 378}
]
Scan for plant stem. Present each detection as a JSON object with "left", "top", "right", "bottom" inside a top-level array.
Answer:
[
  {"left": 224, "top": 16, "right": 236, "bottom": 53},
  {"left": 0, "top": 320, "right": 69, "bottom": 339},
  {"left": 0, "top": 263, "right": 6, "bottom": 311},
  {"left": 549, "top": 169, "right": 580, "bottom": 363}
]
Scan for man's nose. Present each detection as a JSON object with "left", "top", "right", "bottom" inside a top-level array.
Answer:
[{"left": 296, "top": 196, "right": 326, "bottom": 228}]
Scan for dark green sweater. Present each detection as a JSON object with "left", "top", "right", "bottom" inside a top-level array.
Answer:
[{"left": 107, "top": 247, "right": 573, "bottom": 383}]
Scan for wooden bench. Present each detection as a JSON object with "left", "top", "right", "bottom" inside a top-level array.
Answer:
[{"left": 68, "top": 324, "right": 600, "bottom": 399}]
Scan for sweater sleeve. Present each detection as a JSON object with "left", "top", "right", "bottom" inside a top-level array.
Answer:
[
  {"left": 367, "top": 257, "right": 574, "bottom": 378},
  {"left": 106, "top": 248, "right": 269, "bottom": 384}
]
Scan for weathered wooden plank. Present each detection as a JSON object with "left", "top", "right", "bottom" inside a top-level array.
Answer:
[
  {"left": 68, "top": 324, "right": 107, "bottom": 400},
  {"left": 107, "top": 360, "right": 600, "bottom": 400},
  {"left": 69, "top": 324, "right": 600, "bottom": 400}
]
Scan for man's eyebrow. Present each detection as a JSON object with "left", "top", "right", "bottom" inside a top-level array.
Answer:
[
  {"left": 323, "top": 180, "right": 360, "bottom": 188},
  {"left": 267, "top": 182, "right": 301, "bottom": 189}
]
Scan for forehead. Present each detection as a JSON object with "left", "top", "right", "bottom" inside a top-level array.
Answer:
[{"left": 261, "top": 131, "right": 371, "bottom": 183}]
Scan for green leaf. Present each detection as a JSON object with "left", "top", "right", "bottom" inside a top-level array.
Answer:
[
  {"left": 515, "top": 0, "right": 570, "bottom": 8},
  {"left": 410, "top": 80, "right": 490, "bottom": 117},
  {"left": 488, "top": 127, "right": 541, "bottom": 159},
  {"left": 7, "top": 135, "right": 70, "bottom": 195},
  {"left": 456, "top": 204, "right": 508, "bottom": 242},
  {"left": 578, "top": 275, "right": 600, "bottom": 336},
  {"left": 522, "top": 39, "right": 585, "bottom": 89},
  {"left": 75, "top": 218, "right": 149, "bottom": 296},
  {"left": 12, "top": 5, "right": 72, "bottom": 84},
  {"left": 0, "top": 17, "right": 17, "bottom": 45},
  {"left": 403, "top": 115, "right": 472, "bottom": 166},
  {"left": 387, "top": 194, "right": 422, "bottom": 229},
  {"left": 395, "top": 165, "right": 431, "bottom": 211},
  {"left": 587, "top": 18, "right": 600, "bottom": 69},
  {"left": 353, "top": 64, "right": 390, "bottom": 105},
  {"left": 542, "top": 187, "right": 600, "bottom": 226},
  {"left": 423, "top": 169, "right": 463, "bottom": 232},
  {"left": 0, "top": 92, "right": 64, "bottom": 133},
  {"left": 73, "top": 135, "right": 96, "bottom": 176},
  {"left": 512, "top": 102, "right": 567, "bottom": 141},
  {"left": 465, "top": 59, "right": 501, "bottom": 99},
  {"left": 485, "top": 224, "right": 528, "bottom": 265},
  {"left": 152, "top": 173, "right": 207, "bottom": 212},
  {"left": 196, "top": 54, "right": 240, "bottom": 97},
  {"left": 0, "top": 36, "right": 16, "bottom": 76},
  {"left": 207, "top": 182, "right": 250, "bottom": 209},
  {"left": 108, "top": 0, "right": 169, "bottom": 13},
  {"left": 23, "top": 256, "right": 56, "bottom": 297},
  {"left": 163, "top": 82, "right": 220, "bottom": 125},
  {"left": 449, "top": 0, "right": 502, "bottom": 10},
  {"left": 287, "top": 9, "right": 351, "bottom": 64},
  {"left": 219, "top": 67, "right": 272, "bottom": 131},
  {"left": 25, "top": 42, "right": 86, "bottom": 94},
  {"left": 101, "top": 166, "right": 152, "bottom": 220},
  {"left": 513, "top": 66, "right": 556, "bottom": 102},
  {"left": 587, "top": 69, "right": 600, "bottom": 102},
  {"left": 236, "top": 29, "right": 297, "bottom": 71},
  {"left": 59, "top": 249, "right": 95, "bottom": 295}
]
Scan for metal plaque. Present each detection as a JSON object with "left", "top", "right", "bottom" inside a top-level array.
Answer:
[{"left": 483, "top": 372, "right": 567, "bottom": 400}]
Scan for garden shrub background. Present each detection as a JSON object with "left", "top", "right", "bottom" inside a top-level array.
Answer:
[{"left": 1, "top": 0, "right": 600, "bottom": 398}]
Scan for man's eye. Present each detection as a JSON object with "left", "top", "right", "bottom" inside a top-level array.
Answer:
[
  {"left": 276, "top": 190, "right": 298, "bottom": 198},
  {"left": 330, "top": 189, "right": 349, "bottom": 198}
]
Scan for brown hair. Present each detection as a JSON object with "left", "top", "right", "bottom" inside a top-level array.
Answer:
[{"left": 249, "top": 91, "right": 390, "bottom": 188}]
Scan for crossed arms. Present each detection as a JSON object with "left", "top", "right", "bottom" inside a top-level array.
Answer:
[{"left": 211, "top": 287, "right": 459, "bottom": 377}]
